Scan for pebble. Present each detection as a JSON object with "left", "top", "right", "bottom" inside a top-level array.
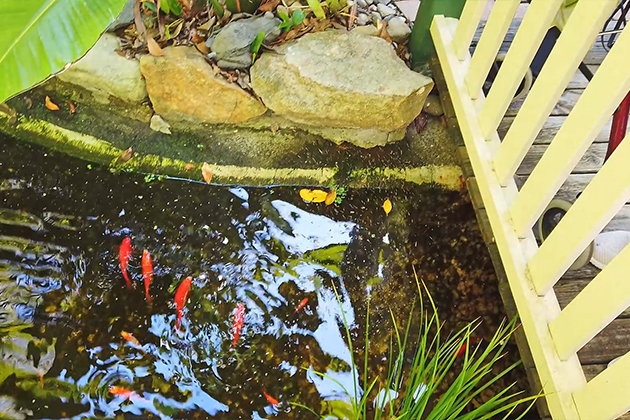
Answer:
[
  {"left": 368, "top": 4, "right": 377, "bottom": 11},
  {"left": 357, "top": 13, "right": 371, "bottom": 25},
  {"left": 423, "top": 94, "right": 444, "bottom": 117},
  {"left": 352, "top": 25, "right": 379, "bottom": 36},
  {"left": 356, "top": 0, "right": 367, "bottom": 7},
  {"left": 386, "top": 16, "right": 411, "bottom": 43},
  {"left": 377, "top": 3, "right": 396, "bottom": 17},
  {"left": 277, "top": 5, "right": 289, "bottom": 16},
  {"left": 150, "top": 115, "right": 172, "bottom": 134},
  {"left": 365, "top": 0, "right": 374, "bottom": 5},
  {"left": 371, "top": 11, "right": 382, "bottom": 23}
]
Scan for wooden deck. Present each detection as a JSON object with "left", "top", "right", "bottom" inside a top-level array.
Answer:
[{"left": 433, "top": 4, "right": 630, "bottom": 419}]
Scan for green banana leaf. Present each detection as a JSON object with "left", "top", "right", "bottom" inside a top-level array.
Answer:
[{"left": 0, "top": 0, "right": 128, "bottom": 104}]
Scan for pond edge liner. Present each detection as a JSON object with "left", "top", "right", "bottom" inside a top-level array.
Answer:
[{"left": 0, "top": 113, "right": 464, "bottom": 190}]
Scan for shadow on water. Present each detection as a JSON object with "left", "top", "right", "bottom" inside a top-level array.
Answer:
[{"left": 0, "top": 134, "right": 529, "bottom": 419}]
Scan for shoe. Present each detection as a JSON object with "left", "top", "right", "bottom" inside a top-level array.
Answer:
[{"left": 591, "top": 231, "right": 630, "bottom": 270}]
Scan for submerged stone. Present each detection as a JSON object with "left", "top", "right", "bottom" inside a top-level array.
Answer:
[
  {"left": 211, "top": 13, "right": 282, "bottom": 69},
  {"left": 57, "top": 34, "right": 146, "bottom": 104},
  {"left": 139, "top": 46, "right": 266, "bottom": 124},
  {"left": 250, "top": 31, "right": 433, "bottom": 148}
]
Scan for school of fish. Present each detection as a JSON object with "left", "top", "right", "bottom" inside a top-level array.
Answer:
[{"left": 115, "top": 237, "right": 314, "bottom": 406}]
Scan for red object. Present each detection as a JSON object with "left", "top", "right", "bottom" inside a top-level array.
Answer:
[
  {"left": 607, "top": 91, "right": 630, "bottom": 162},
  {"left": 109, "top": 386, "right": 136, "bottom": 399},
  {"left": 175, "top": 277, "right": 192, "bottom": 330},
  {"left": 118, "top": 238, "right": 133, "bottom": 289},
  {"left": 232, "top": 303, "right": 246, "bottom": 348},
  {"left": 294, "top": 298, "right": 309, "bottom": 314},
  {"left": 141, "top": 250, "right": 153, "bottom": 302},
  {"left": 263, "top": 389, "right": 279, "bottom": 405}
]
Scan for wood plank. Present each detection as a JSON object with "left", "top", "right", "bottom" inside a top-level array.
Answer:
[
  {"left": 578, "top": 319, "right": 630, "bottom": 364},
  {"left": 518, "top": 143, "right": 605, "bottom": 176},
  {"left": 549, "top": 243, "right": 630, "bottom": 359},
  {"left": 567, "top": 65, "right": 599, "bottom": 89},
  {"left": 555, "top": 280, "right": 630, "bottom": 319},
  {"left": 499, "top": 116, "right": 613, "bottom": 145},
  {"left": 506, "top": 89, "right": 583, "bottom": 117}
]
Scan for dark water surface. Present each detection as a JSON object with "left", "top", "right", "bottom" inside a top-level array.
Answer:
[{"left": 0, "top": 135, "right": 525, "bottom": 419}]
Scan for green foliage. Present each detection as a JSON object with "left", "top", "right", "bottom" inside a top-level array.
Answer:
[
  {"left": 209, "top": 0, "right": 225, "bottom": 18},
  {"left": 160, "top": 0, "right": 184, "bottom": 16},
  {"left": 144, "top": 1, "right": 159, "bottom": 13},
  {"left": 225, "top": 0, "right": 262, "bottom": 14},
  {"left": 278, "top": 9, "right": 306, "bottom": 32},
  {"left": 0, "top": 0, "right": 128, "bottom": 104},
  {"left": 295, "top": 275, "right": 540, "bottom": 420},
  {"left": 250, "top": 30, "right": 265, "bottom": 62},
  {"left": 306, "top": 0, "right": 326, "bottom": 19}
]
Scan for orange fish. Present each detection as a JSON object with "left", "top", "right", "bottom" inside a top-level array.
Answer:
[
  {"left": 455, "top": 337, "right": 480, "bottom": 357},
  {"left": 119, "top": 238, "right": 132, "bottom": 289},
  {"left": 109, "top": 386, "right": 137, "bottom": 399},
  {"left": 121, "top": 331, "right": 141, "bottom": 347},
  {"left": 232, "top": 303, "right": 245, "bottom": 348},
  {"left": 294, "top": 298, "right": 308, "bottom": 314},
  {"left": 175, "top": 276, "right": 192, "bottom": 330},
  {"left": 263, "top": 389, "right": 279, "bottom": 405},
  {"left": 142, "top": 250, "right": 153, "bottom": 302}
]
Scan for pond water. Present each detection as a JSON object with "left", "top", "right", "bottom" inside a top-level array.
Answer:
[{"left": 0, "top": 134, "right": 528, "bottom": 419}]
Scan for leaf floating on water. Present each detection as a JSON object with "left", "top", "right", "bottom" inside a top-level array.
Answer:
[
  {"left": 300, "top": 189, "right": 328, "bottom": 203},
  {"left": 45, "top": 96, "right": 59, "bottom": 111},
  {"left": 184, "top": 163, "right": 196, "bottom": 171},
  {"left": 65, "top": 100, "right": 76, "bottom": 114},
  {"left": 383, "top": 199, "right": 392, "bottom": 215},
  {"left": 325, "top": 189, "right": 336, "bottom": 206},
  {"left": 201, "top": 162, "right": 213, "bottom": 184},
  {"left": 147, "top": 37, "right": 164, "bottom": 56},
  {"left": 116, "top": 147, "right": 134, "bottom": 164}
]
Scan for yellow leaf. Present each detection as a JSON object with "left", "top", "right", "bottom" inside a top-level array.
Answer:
[
  {"left": 300, "top": 189, "right": 328, "bottom": 203},
  {"left": 45, "top": 96, "right": 59, "bottom": 111},
  {"left": 325, "top": 190, "right": 336, "bottom": 206},
  {"left": 147, "top": 37, "right": 164, "bottom": 57},
  {"left": 201, "top": 162, "right": 213, "bottom": 184},
  {"left": 383, "top": 199, "right": 392, "bottom": 215}
]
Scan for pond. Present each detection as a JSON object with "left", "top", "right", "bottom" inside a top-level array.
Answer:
[{"left": 0, "top": 133, "right": 529, "bottom": 419}]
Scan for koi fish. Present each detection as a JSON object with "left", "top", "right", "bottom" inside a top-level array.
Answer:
[
  {"left": 119, "top": 237, "right": 132, "bottom": 289},
  {"left": 175, "top": 276, "right": 192, "bottom": 330},
  {"left": 121, "top": 331, "right": 141, "bottom": 347},
  {"left": 109, "top": 386, "right": 138, "bottom": 399},
  {"left": 142, "top": 250, "right": 152, "bottom": 302},
  {"left": 294, "top": 298, "right": 308, "bottom": 314},
  {"left": 232, "top": 303, "right": 245, "bottom": 348},
  {"left": 263, "top": 389, "right": 279, "bottom": 405}
]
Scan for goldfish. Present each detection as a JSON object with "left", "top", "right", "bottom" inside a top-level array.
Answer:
[
  {"left": 142, "top": 250, "right": 153, "bottom": 302},
  {"left": 109, "top": 386, "right": 138, "bottom": 399},
  {"left": 263, "top": 389, "right": 279, "bottom": 405},
  {"left": 121, "top": 331, "right": 141, "bottom": 347},
  {"left": 294, "top": 298, "right": 308, "bottom": 314},
  {"left": 232, "top": 303, "right": 245, "bottom": 348},
  {"left": 119, "top": 237, "right": 132, "bottom": 289},
  {"left": 175, "top": 276, "right": 192, "bottom": 330},
  {"left": 455, "top": 337, "right": 480, "bottom": 357}
]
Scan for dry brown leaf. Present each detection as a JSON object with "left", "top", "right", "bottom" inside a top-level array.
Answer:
[
  {"left": 23, "top": 97, "right": 33, "bottom": 109},
  {"left": 198, "top": 17, "right": 216, "bottom": 31},
  {"left": 45, "top": 96, "right": 60, "bottom": 111},
  {"left": 258, "top": 0, "right": 281, "bottom": 12},
  {"left": 116, "top": 147, "right": 134, "bottom": 164},
  {"left": 134, "top": 0, "right": 147, "bottom": 39},
  {"left": 66, "top": 100, "right": 76, "bottom": 114},
  {"left": 378, "top": 20, "right": 392, "bottom": 43},
  {"left": 157, "top": 0, "right": 166, "bottom": 38},
  {"left": 195, "top": 41, "right": 210, "bottom": 55},
  {"left": 325, "top": 190, "right": 337, "bottom": 206},
  {"left": 184, "top": 163, "right": 196, "bottom": 171},
  {"left": 270, "top": 123, "right": 279, "bottom": 134},
  {"left": 347, "top": 4, "right": 357, "bottom": 29},
  {"left": 147, "top": 37, "right": 164, "bottom": 56},
  {"left": 201, "top": 162, "right": 213, "bottom": 183}
]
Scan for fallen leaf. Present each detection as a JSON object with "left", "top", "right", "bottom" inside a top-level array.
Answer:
[
  {"left": 66, "top": 100, "right": 76, "bottom": 114},
  {"left": 201, "top": 162, "right": 213, "bottom": 183},
  {"left": 116, "top": 147, "right": 134, "bottom": 164},
  {"left": 270, "top": 123, "right": 279, "bottom": 133},
  {"left": 347, "top": 4, "right": 357, "bottom": 29},
  {"left": 150, "top": 114, "right": 171, "bottom": 134},
  {"left": 325, "top": 189, "right": 336, "bottom": 206},
  {"left": 184, "top": 163, "right": 196, "bottom": 171},
  {"left": 196, "top": 41, "right": 210, "bottom": 55},
  {"left": 198, "top": 17, "right": 216, "bottom": 32},
  {"left": 147, "top": 37, "right": 164, "bottom": 56},
  {"left": 300, "top": 189, "right": 328, "bottom": 203},
  {"left": 157, "top": 0, "right": 166, "bottom": 37},
  {"left": 378, "top": 20, "right": 392, "bottom": 43},
  {"left": 258, "top": 0, "right": 281, "bottom": 12},
  {"left": 383, "top": 199, "right": 392, "bottom": 215},
  {"left": 45, "top": 96, "right": 60, "bottom": 111},
  {"left": 134, "top": 0, "right": 147, "bottom": 39},
  {"left": 23, "top": 97, "right": 33, "bottom": 109}
]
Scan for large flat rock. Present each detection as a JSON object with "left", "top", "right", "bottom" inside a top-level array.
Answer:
[
  {"left": 250, "top": 30, "right": 433, "bottom": 147},
  {"left": 140, "top": 46, "right": 266, "bottom": 124},
  {"left": 57, "top": 34, "right": 146, "bottom": 103}
]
